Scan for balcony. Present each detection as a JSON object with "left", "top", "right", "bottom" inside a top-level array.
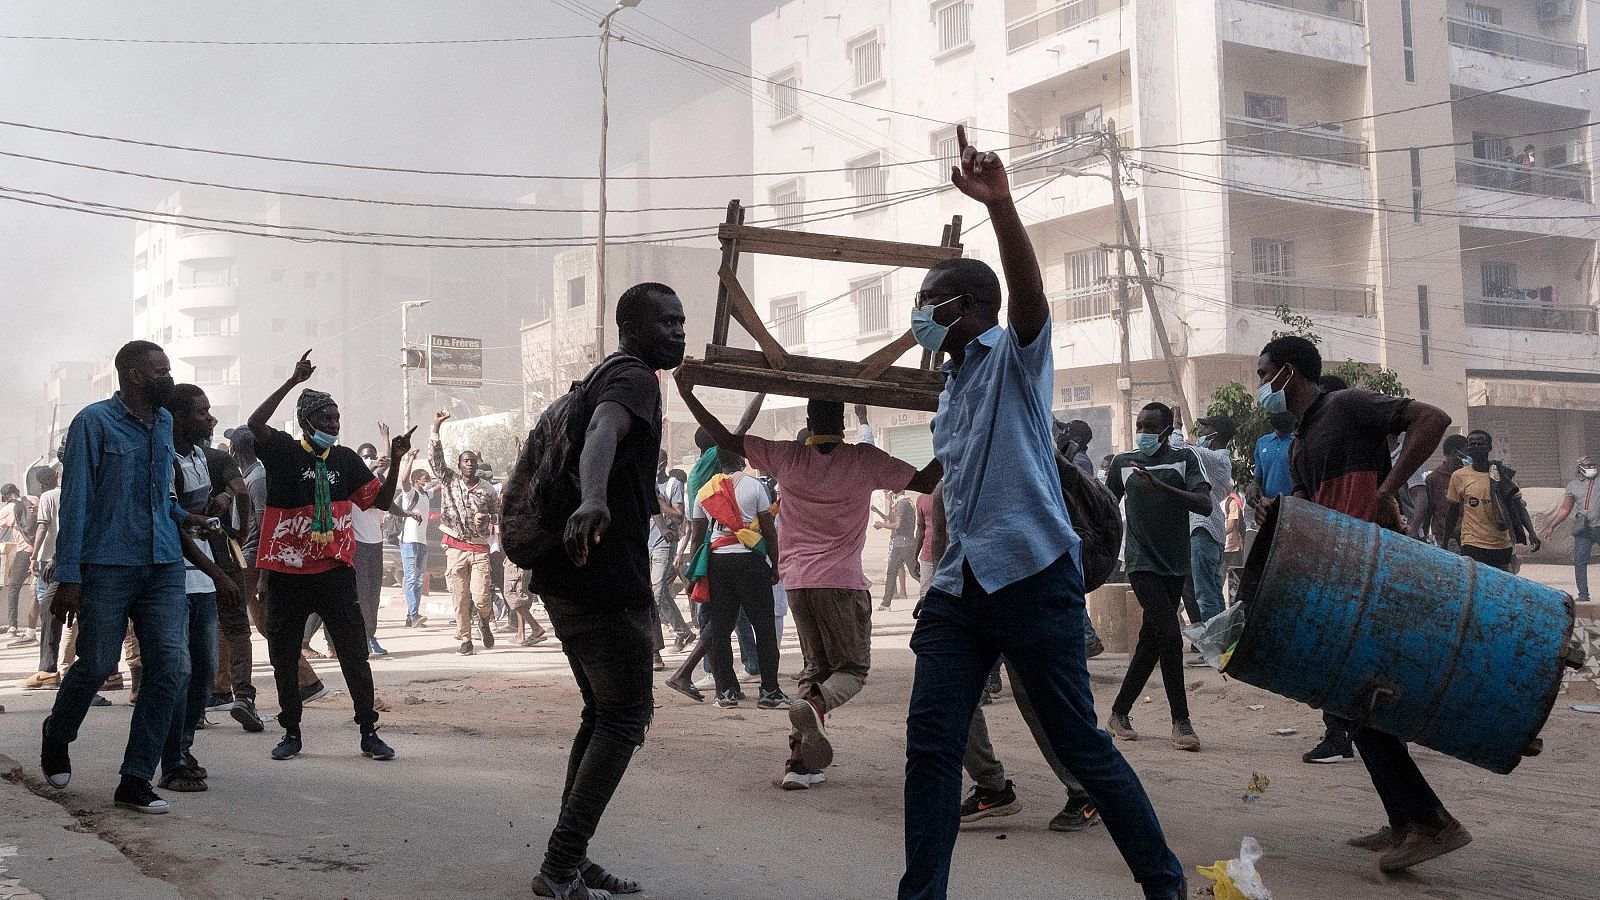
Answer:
[
  {"left": 1051, "top": 285, "right": 1143, "bottom": 324},
  {"left": 1236, "top": 0, "right": 1361, "bottom": 22},
  {"left": 1006, "top": 0, "right": 1127, "bottom": 52},
  {"left": 1011, "top": 128, "right": 1128, "bottom": 187},
  {"left": 1447, "top": 18, "right": 1586, "bottom": 71},
  {"left": 1225, "top": 116, "right": 1368, "bottom": 167},
  {"left": 173, "top": 283, "right": 238, "bottom": 313},
  {"left": 1465, "top": 296, "right": 1597, "bottom": 334},
  {"left": 1233, "top": 274, "right": 1375, "bottom": 317},
  {"left": 1455, "top": 156, "right": 1591, "bottom": 202}
]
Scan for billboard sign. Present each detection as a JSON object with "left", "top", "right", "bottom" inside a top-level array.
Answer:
[{"left": 427, "top": 334, "right": 484, "bottom": 388}]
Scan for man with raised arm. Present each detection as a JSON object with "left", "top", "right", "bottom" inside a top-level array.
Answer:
[
  {"left": 248, "top": 350, "right": 411, "bottom": 764},
  {"left": 896, "top": 126, "right": 1185, "bottom": 900}
]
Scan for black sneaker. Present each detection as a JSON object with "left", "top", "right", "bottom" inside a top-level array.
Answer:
[
  {"left": 757, "top": 689, "right": 793, "bottom": 710},
  {"left": 114, "top": 776, "right": 170, "bottom": 814},
  {"left": 271, "top": 731, "right": 302, "bottom": 761},
  {"left": 205, "top": 692, "right": 235, "bottom": 711},
  {"left": 713, "top": 690, "right": 740, "bottom": 709},
  {"left": 1084, "top": 636, "right": 1106, "bottom": 659},
  {"left": 478, "top": 616, "right": 496, "bottom": 650},
  {"left": 1049, "top": 797, "right": 1101, "bottom": 832},
  {"left": 231, "top": 697, "right": 265, "bottom": 732},
  {"left": 41, "top": 717, "right": 71, "bottom": 788},
  {"left": 300, "top": 680, "right": 330, "bottom": 704},
  {"left": 1302, "top": 733, "right": 1355, "bottom": 764},
  {"left": 360, "top": 729, "right": 395, "bottom": 761},
  {"left": 89, "top": 694, "right": 112, "bottom": 708},
  {"left": 458, "top": 641, "right": 475, "bottom": 656},
  {"left": 959, "top": 779, "right": 1022, "bottom": 823}
]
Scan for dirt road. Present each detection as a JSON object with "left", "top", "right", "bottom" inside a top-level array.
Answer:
[{"left": 1, "top": 569, "right": 1596, "bottom": 900}]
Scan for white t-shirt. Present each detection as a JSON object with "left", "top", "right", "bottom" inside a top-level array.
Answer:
[
  {"left": 174, "top": 447, "right": 216, "bottom": 594},
  {"left": 398, "top": 487, "right": 431, "bottom": 545},
  {"left": 351, "top": 459, "right": 385, "bottom": 544},
  {"left": 649, "top": 476, "right": 685, "bottom": 551},
  {"left": 690, "top": 472, "right": 771, "bottom": 555}
]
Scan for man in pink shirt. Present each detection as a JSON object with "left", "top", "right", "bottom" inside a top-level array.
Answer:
[{"left": 678, "top": 387, "right": 941, "bottom": 789}]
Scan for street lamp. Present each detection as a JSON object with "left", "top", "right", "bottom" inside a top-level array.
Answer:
[
  {"left": 400, "top": 299, "right": 431, "bottom": 432},
  {"left": 595, "top": 0, "right": 644, "bottom": 363}
]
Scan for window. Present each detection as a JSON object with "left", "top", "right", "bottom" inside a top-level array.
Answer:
[
  {"left": 850, "top": 33, "right": 884, "bottom": 90},
  {"left": 772, "top": 295, "right": 805, "bottom": 346},
  {"left": 1251, "top": 239, "right": 1296, "bottom": 304},
  {"left": 270, "top": 268, "right": 285, "bottom": 283},
  {"left": 1481, "top": 261, "right": 1517, "bottom": 297},
  {"left": 134, "top": 294, "right": 148, "bottom": 314},
  {"left": 303, "top": 271, "right": 318, "bottom": 290},
  {"left": 161, "top": 325, "right": 173, "bottom": 343},
  {"left": 1463, "top": 4, "right": 1503, "bottom": 52},
  {"left": 305, "top": 319, "right": 320, "bottom": 337},
  {"left": 853, "top": 276, "right": 890, "bottom": 335},
  {"left": 932, "top": 125, "right": 963, "bottom": 180},
  {"left": 769, "top": 68, "right": 801, "bottom": 124},
  {"left": 933, "top": 1, "right": 972, "bottom": 54},
  {"left": 1400, "top": 0, "right": 1416, "bottom": 82},
  {"left": 1243, "top": 93, "right": 1288, "bottom": 123},
  {"left": 847, "top": 152, "right": 888, "bottom": 206},
  {"left": 193, "top": 315, "right": 227, "bottom": 336},
  {"left": 1066, "top": 248, "right": 1109, "bottom": 291},
  {"left": 195, "top": 363, "right": 232, "bottom": 385},
  {"left": 180, "top": 261, "right": 233, "bottom": 288},
  {"left": 567, "top": 275, "right": 587, "bottom": 309},
  {"left": 1409, "top": 148, "right": 1423, "bottom": 223},
  {"left": 1060, "top": 106, "right": 1103, "bottom": 139},
  {"left": 1417, "top": 286, "right": 1431, "bottom": 367},
  {"left": 1472, "top": 132, "right": 1511, "bottom": 162},
  {"left": 769, "top": 179, "right": 804, "bottom": 226},
  {"left": 1464, "top": 3, "right": 1502, "bottom": 25},
  {"left": 162, "top": 278, "right": 174, "bottom": 298}
]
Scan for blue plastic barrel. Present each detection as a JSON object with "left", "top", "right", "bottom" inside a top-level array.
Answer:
[{"left": 1228, "top": 496, "right": 1574, "bottom": 774}]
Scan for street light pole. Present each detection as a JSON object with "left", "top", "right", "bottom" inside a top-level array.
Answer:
[
  {"left": 400, "top": 299, "right": 431, "bottom": 433},
  {"left": 595, "top": 0, "right": 643, "bottom": 364}
]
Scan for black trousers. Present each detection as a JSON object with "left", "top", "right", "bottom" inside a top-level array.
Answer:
[
  {"left": 883, "top": 541, "right": 918, "bottom": 605},
  {"left": 1461, "top": 544, "right": 1514, "bottom": 571},
  {"left": 265, "top": 566, "right": 377, "bottom": 730},
  {"left": 704, "top": 552, "right": 779, "bottom": 696},
  {"left": 1112, "top": 571, "right": 1190, "bottom": 721},
  {"left": 540, "top": 602, "right": 654, "bottom": 882}
]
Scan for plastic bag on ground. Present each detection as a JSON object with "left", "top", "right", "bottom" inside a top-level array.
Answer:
[
  {"left": 1196, "top": 837, "right": 1271, "bottom": 900},
  {"left": 1183, "top": 602, "right": 1247, "bottom": 670}
]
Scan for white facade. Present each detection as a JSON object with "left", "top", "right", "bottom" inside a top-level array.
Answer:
[{"left": 749, "top": 0, "right": 1600, "bottom": 484}]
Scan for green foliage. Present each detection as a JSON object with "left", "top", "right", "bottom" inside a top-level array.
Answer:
[{"left": 1207, "top": 306, "right": 1408, "bottom": 486}]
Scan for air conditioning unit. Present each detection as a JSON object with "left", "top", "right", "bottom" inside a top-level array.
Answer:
[{"left": 1537, "top": 0, "right": 1577, "bottom": 25}]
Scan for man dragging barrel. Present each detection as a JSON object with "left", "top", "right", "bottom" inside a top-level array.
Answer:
[{"left": 1255, "top": 335, "right": 1471, "bottom": 872}]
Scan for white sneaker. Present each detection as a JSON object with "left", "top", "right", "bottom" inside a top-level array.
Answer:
[
  {"left": 692, "top": 673, "right": 715, "bottom": 690},
  {"left": 781, "top": 769, "right": 826, "bottom": 791}
]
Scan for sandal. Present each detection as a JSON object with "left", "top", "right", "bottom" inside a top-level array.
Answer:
[{"left": 581, "top": 859, "right": 641, "bottom": 895}]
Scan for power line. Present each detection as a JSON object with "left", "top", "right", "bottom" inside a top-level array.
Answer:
[
  {"left": 1133, "top": 120, "right": 1600, "bottom": 160},
  {"left": 0, "top": 33, "right": 593, "bottom": 46}
]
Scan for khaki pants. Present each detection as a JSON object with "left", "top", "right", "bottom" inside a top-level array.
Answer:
[
  {"left": 788, "top": 587, "right": 872, "bottom": 725},
  {"left": 446, "top": 546, "right": 493, "bottom": 641}
]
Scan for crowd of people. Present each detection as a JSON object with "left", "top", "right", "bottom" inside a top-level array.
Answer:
[{"left": 4, "top": 124, "right": 1590, "bottom": 900}]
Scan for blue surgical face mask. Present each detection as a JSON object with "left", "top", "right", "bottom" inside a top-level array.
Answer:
[
  {"left": 1257, "top": 365, "right": 1292, "bottom": 415},
  {"left": 1195, "top": 435, "right": 1213, "bottom": 450},
  {"left": 308, "top": 429, "right": 338, "bottom": 451},
  {"left": 911, "top": 295, "right": 965, "bottom": 353},
  {"left": 1135, "top": 433, "right": 1162, "bottom": 454}
]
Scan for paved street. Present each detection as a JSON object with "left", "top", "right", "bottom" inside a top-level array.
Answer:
[{"left": 1, "top": 564, "right": 1597, "bottom": 900}]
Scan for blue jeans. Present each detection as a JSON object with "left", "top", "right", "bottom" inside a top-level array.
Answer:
[
  {"left": 401, "top": 542, "right": 429, "bottom": 618},
  {"left": 163, "top": 592, "right": 218, "bottom": 773},
  {"left": 899, "top": 553, "right": 1183, "bottom": 900},
  {"left": 1575, "top": 527, "right": 1596, "bottom": 601},
  {"left": 1190, "top": 529, "right": 1225, "bottom": 622},
  {"left": 46, "top": 562, "right": 189, "bottom": 781}
]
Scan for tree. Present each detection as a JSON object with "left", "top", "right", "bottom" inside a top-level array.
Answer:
[{"left": 1206, "top": 306, "right": 1408, "bottom": 487}]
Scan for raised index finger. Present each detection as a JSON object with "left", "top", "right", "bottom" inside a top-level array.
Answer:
[
  {"left": 955, "top": 123, "right": 969, "bottom": 153},
  {"left": 299, "top": 349, "right": 312, "bottom": 362}
]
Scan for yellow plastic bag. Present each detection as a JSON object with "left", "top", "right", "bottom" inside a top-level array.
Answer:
[{"left": 1197, "top": 837, "right": 1271, "bottom": 900}]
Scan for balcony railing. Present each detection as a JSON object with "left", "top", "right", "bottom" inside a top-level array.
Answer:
[
  {"left": 1234, "top": 274, "right": 1376, "bottom": 316},
  {"left": 1006, "top": 0, "right": 1126, "bottom": 52},
  {"left": 1456, "top": 156, "right": 1592, "bottom": 202},
  {"left": 1225, "top": 115, "right": 1369, "bottom": 166},
  {"left": 1010, "top": 128, "right": 1129, "bottom": 186},
  {"left": 1447, "top": 17, "right": 1587, "bottom": 70},
  {"left": 1051, "top": 285, "right": 1143, "bottom": 323},
  {"left": 1465, "top": 297, "right": 1598, "bottom": 334},
  {"left": 1236, "top": 0, "right": 1363, "bottom": 24}
]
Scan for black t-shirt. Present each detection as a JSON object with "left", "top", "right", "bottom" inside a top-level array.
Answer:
[
  {"left": 525, "top": 355, "right": 662, "bottom": 611},
  {"left": 891, "top": 497, "right": 917, "bottom": 544},
  {"left": 1290, "top": 388, "right": 1410, "bottom": 523},
  {"left": 254, "top": 426, "right": 380, "bottom": 575}
]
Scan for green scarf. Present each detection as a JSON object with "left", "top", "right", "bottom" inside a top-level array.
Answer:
[{"left": 300, "top": 438, "right": 335, "bottom": 546}]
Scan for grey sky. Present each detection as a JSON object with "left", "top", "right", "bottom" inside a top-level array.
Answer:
[{"left": 0, "top": 0, "right": 776, "bottom": 461}]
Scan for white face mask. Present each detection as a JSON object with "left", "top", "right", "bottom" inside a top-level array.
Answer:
[{"left": 1582, "top": 466, "right": 1598, "bottom": 479}]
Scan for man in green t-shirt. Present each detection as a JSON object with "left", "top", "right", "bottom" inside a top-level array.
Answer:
[{"left": 1104, "top": 402, "right": 1212, "bottom": 751}]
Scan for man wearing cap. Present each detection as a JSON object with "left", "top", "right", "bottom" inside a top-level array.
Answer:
[{"left": 247, "top": 350, "right": 411, "bottom": 763}]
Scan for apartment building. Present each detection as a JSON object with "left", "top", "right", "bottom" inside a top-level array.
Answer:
[
  {"left": 749, "top": 0, "right": 1600, "bottom": 484},
  {"left": 133, "top": 189, "right": 558, "bottom": 435}
]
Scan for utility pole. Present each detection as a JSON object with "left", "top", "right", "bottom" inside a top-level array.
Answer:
[
  {"left": 1110, "top": 175, "right": 1135, "bottom": 450},
  {"left": 1104, "top": 123, "right": 1190, "bottom": 414},
  {"left": 400, "top": 300, "right": 430, "bottom": 433},
  {"left": 596, "top": 0, "right": 644, "bottom": 364}
]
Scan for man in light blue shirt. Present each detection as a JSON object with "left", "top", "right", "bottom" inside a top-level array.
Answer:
[
  {"left": 1253, "top": 412, "right": 1296, "bottom": 501},
  {"left": 42, "top": 341, "right": 217, "bottom": 816},
  {"left": 897, "top": 126, "right": 1184, "bottom": 900}
]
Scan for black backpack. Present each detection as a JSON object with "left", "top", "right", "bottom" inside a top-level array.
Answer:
[
  {"left": 1054, "top": 451, "right": 1123, "bottom": 592},
  {"left": 501, "top": 355, "right": 645, "bottom": 569}
]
